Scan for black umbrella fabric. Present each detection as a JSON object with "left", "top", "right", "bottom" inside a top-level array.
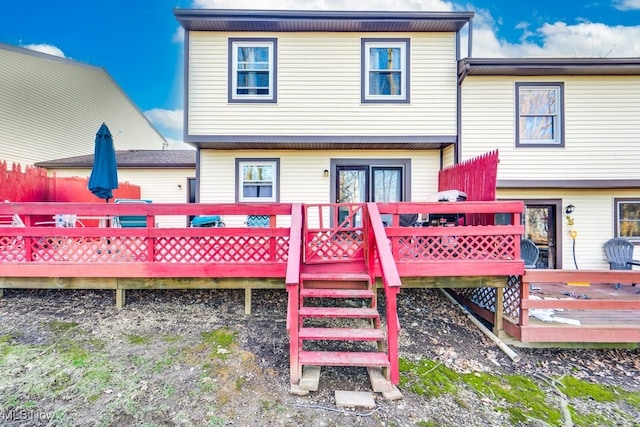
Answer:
[{"left": 88, "top": 123, "right": 118, "bottom": 201}]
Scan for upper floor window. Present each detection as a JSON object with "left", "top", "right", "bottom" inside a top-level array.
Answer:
[
  {"left": 516, "top": 82, "right": 564, "bottom": 147},
  {"left": 615, "top": 198, "right": 640, "bottom": 242},
  {"left": 236, "top": 159, "right": 279, "bottom": 203},
  {"left": 229, "top": 38, "right": 277, "bottom": 103},
  {"left": 361, "top": 38, "right": 410, "bottom": 103}
]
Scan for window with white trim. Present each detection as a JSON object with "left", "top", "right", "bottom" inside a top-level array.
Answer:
[
  {"left": 361, "top": 38, "right": 410, "bottom": 103},
  {"left": 237, "top": 160, "right": 279, "bottom": 202},
  {"left": 516, "top": 82, "right": 564, "bottom": 147},
  {"left": 229, "top": 38, "right": 277, "bottom": 102},
  {"left": 615, "top": 198, "right": 640, "bottom": 242}
]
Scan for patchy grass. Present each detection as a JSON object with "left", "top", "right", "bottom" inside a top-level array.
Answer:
[
  {"left": 125, "top": 334, "right": 152, "bottom": 345},
  {"left": 400, "top": 357, "right": 638, "bottom": 427}
]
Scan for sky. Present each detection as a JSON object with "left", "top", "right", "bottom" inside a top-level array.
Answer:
[{"left": 1, "top": 0, "right": 640, "bottom": 149}]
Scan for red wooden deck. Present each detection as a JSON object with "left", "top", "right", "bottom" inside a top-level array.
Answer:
[{"left": 2, "top": 201, "right": 639, "bottom": 347}]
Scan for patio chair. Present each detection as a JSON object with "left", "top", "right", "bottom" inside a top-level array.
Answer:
[
  {"left": 112, "top": 198, "right": 152, "bottom": 228},
  {"left": 521, "top": 238, "right": 540, "bottom": 290},
  {"left": 604, "top": 237, "right": 639, "bottom": 290},
  {"left": 246, "top": 215, "right": 270, "bottom": 228},
  {"left": 521, "top": 238, "right": 540, "bottom": 269}
]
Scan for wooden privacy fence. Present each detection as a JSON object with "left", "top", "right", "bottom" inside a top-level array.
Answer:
[
  {"left": 0, "top": 161, "right": 140, "bottom": 206},
  {"left": 438, "top": 150, "right": 499, "bottom": 202}
]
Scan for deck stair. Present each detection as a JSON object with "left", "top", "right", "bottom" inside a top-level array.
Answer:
[{"left": 293, "top": 261, "right": 391, "bottom": 390}]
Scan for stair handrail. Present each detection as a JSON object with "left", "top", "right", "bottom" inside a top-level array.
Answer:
[
  {"left": 285, "top": 203, "right": 303, "bottom": 384},
  {"left": 365, "top": 202, "right": 402, "bottom": 384}
]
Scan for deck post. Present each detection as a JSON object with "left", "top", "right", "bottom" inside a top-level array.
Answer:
[
  {"left": 519, "top": 276, "right": 529, "bottom": 327},
  {"left": 244, "top": 288, "right": 252, "bottom": 315},
  {"left": 116, "top": 288, "right": 125, "bottom": 308},
  {"left": 493, "top": 287, "right": 504, "bottom": 336}
]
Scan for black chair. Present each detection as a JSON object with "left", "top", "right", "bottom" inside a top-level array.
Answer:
[{"left": 604, "top": 237, "right": 639, "bottom": 290}]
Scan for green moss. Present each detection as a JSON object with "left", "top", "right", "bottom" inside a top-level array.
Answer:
[
  {"left": 201, "top": 328, "right": 236, "bottom": 348},
  {"left": 560, "top": 376, "right": 640, "bottom": 411},
  {"left": 399, "top": 359, "right": 459, "bottom": 397},
  {"left": 463, "top": 372, "right": 562, "bottom": 425},
  {"left": 125, "top": 334, "right": 151, "bottom": 345}
]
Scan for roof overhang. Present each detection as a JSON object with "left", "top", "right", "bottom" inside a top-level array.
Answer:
[
  {"left": 174, "top": 9, "right": 473, "bottom": 33},
  {"left": 459, "top": 57, "right": 640, "bottom": 82},
  {"left": 184, "top": 134, "right": 457, "bottom": 150}
]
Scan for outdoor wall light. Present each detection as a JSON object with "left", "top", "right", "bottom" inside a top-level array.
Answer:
[
  {"left": 323, "top": 169, "right": 329, "bottom": 177},
  {"left": 565, "top": 204, "right": 575, "bottom": 215}
]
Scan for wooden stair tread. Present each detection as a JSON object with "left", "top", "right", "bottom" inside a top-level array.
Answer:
[
  {"left": 299, "top": 306, "right": 379, "bottom": 318},
  {"left": 300, "top": 271, "right": 371, "bottom": 282},
  {"left": 299, "top": 350, "right": 390, "bottom": 367},
  {"left": 299, "top": 327, "right": 385, "bottom": 341},
  {"left": 300, "top": 288, "right": 375, "bottom": 298}
]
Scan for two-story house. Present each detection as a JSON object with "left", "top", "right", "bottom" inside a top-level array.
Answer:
[
  {"left": 174, "top": 8, "right": 640, "bottom": 270},
  {"left": 174, "top": 9, "right": 473, "bottom": 227}
]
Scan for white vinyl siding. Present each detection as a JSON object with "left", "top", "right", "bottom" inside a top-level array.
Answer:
[
  {"left": 0, "top": 47, "right": 166, "bottom": 166},
  {"left": 199, "top": 149, "right": 440, "bottom": 227},
  {"left": 499, "top": 188, "right": 640, "bottom": 270},
  {"left": 461, "top": 75, "right": 640, "bottom": 180},
  {"left": 188, "top": 32, "right": 458, "bottom": 136}
]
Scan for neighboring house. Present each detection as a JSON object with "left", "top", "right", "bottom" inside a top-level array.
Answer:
[
  {"left": 458, "top": 58, "right": 640, "bottom": 269},
  {"left": 0, "top": 43, "right": 167, "bottom": 166},
  {"left": 36, "top": 150, "right": 196, "bottom": 227},
  {"left": 174, "top": 8, "right": 640, "bottom": 268}
]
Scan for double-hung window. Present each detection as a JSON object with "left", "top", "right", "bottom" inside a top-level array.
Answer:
[
  {"left": 229, "top": 38, "right": 277, "bottom": 103},
  {"left": 237, "top": 159, "right": 279, "bottom": 203},
  {"left": 615, "top": 198, "right": 640, "bottom": 242},
  {"left": 361, "top": 38, "right": 410, "bottom": 103},
  {"left": 516, "top": 82, "right": 564, "bottom": 147}
]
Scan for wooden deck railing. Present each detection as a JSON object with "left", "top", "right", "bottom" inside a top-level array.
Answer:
[
  {"left": 513, "top": 269, "right": 640, "bottom": 343},
  {"left": 365, "top": 202, "right": 402, "bottom": 384},
  {"left": 377, "top": 201, "right": 525, "bottom": 277},
  {"left": 0, "top": 202, "right": 293, "bottom": 278}
]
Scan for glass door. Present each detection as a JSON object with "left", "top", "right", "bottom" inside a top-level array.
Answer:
[{"left": 525, "top": 204, "right": 557, "bottom": 268}]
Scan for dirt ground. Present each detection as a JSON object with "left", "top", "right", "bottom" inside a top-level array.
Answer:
[{"left": 0, "top": 287, "right": 638, "bottom": 426}]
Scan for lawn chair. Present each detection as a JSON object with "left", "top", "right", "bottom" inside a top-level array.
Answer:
[
  {"left": 521, "top": 238, "right": 540, "bottom": 290},
  {"left": 521, "top": 238, "right": 540, "bottom": 269},
  {"left": 246, "top": 215, "right": 270, "bottom": 227},
  {"left": 191, "top": 215, "right": 225, "bottom": 227},
  {"left": 112, "top": 199, "right": 152, "bottom": 228},
  {"left": 604, "top": 237, "right": 639, "bottom": 290}
]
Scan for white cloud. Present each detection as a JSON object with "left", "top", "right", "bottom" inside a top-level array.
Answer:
[
  {"left": 145, "top": 108, "right": 183, "bottom": 132},
  {"left": 474, "top": 21, "right": 640, "bottom": 57},
  {"left": 172, "top": 26, "right": 184, "bottom": 43},
  {"left": 188, "top": 0, "right": 640, "bottom": 58},
  {"left": 22, "top": 43, "right": 66, "bottom": 58},
  {"left": 613, "top": 0, "right": 640, "bottom": 11}
]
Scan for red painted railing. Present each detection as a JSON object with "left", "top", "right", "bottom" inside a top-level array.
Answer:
[
  {"left": 515, "top": 270, "right": 640, "bottom": 343},
  {"left": 0, "top": 202, "right": 293, "bottom": 278},
  {"left": 302, "top": 204, "right": 365, "bottom": 264},
  {"left": 376, "top": 201, "right": 525, "bottom": 277},
  {"left": 366, "top": 202, "right": 402, "bottom": 384},
  {"left": 285, "top": 204, "right": 303, "bottom": 384}
]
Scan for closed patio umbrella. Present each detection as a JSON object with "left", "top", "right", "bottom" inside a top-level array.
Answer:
[{"left": 88, "top": 123, "right": 118, "bottom": 202}]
